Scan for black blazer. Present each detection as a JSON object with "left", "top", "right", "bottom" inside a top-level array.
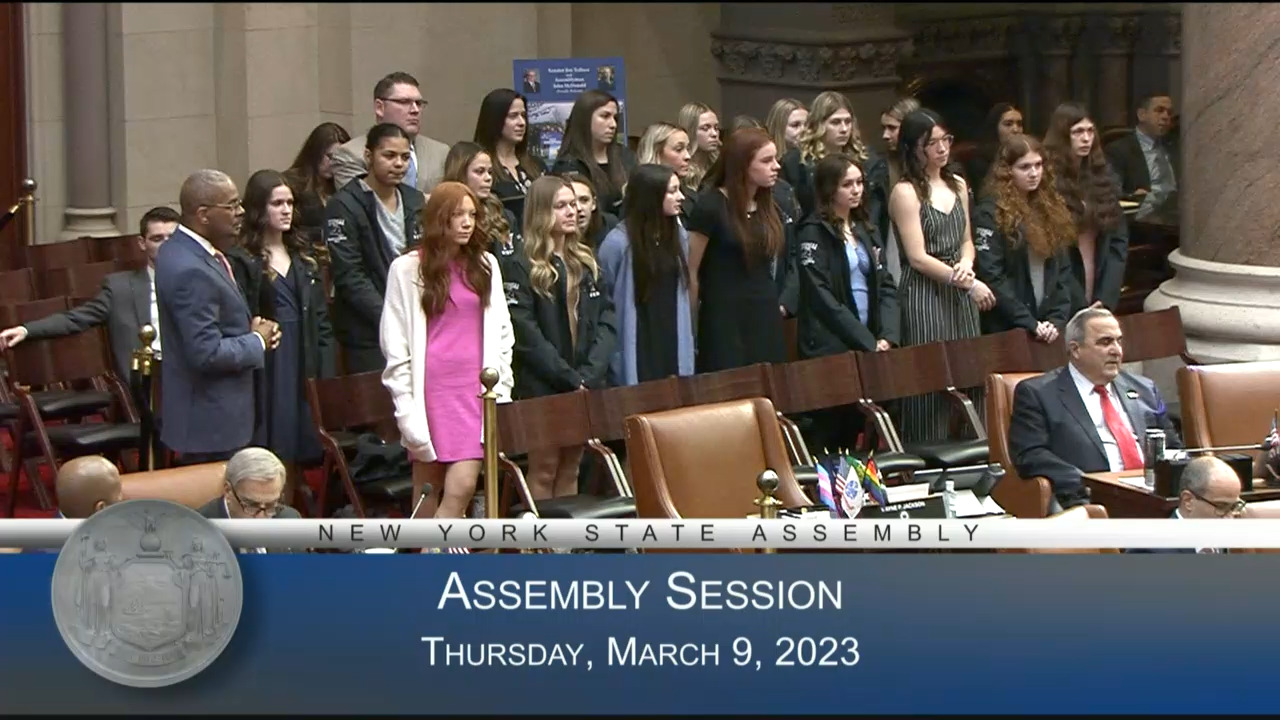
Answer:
[
  {"left": 795, "top": 216, "right": 899, "bottom": 357},
  {"left": 1065, "top": 218, "right": 1129, "bottom": 314},
  {"left": 324, "top": 176, "right": 425, "bottom": 355},
  {"left": 971, "top": 198, "right": 1072, "bottom": 334},
  {"left": 1008, "top": 366, "right": 1182, "bottom": 508},
  {"left": 551, "top": 146, "right": 638, "bottom": 217},
  {"left": 1105, "top": 131, "right": 1180, "bottom": 198},
  {"left": 503, "top": 253, "right": 618, "bottom": 399},
  {"left": 226, "top": 247, "right": 336, "bottom": 382},
  {"left": 24, "top": 268, "right": 153, "bottom": 382}
]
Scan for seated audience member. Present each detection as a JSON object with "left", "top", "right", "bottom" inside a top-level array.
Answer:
[
  {"left": 202, "top": 447, "right": 303, "bottom": 554},
  {"left": 326, "top": 123, "right": 425, "bottom": 374},
  {"left": 1008, "top": 306, "right": 1182, "bottom": 511},
  {"left": 972, "top": 134, "right": 1073, "bottom": 341},
  {"left": 597, "top": 164, "right": 695, "bottom": 387},
  {"left": 1127, "top": 456, "right": 1244, "bottom": 554},
  {"left": 0, "top": 206, "right": 179, "bottom": 381},
  {"left": 16, "top": 456, "right": 123, "bottom": 554},
  {"left": 1105, "top": 93, "right": 1178, "bottom": 202},
  {"left": 551, "top": 90, "right": 637, "bottom": 217},
  {"left": 282, "top": 121, "right": 352, "bottom": 263},
  {"left": 1042, "top": 102, "right": 1129, "bottom": 313},
  {"left": 443, "top": 141, "right": 523, "bottom": 258},
  {"left": 57, "top": 455, "right": 124, "bottom": 520},
  {"left": 330, "top": 71, "right": 449, "bottom": 194},
  {"left": 473, "top": 88, "right": 545, "bottom": 221}
]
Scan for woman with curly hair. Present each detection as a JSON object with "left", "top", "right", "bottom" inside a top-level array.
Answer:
[
  {"left": 972, "top": 134, "right": 1074, "bottom": 342},
  {"left": 780, "top": 91, "right": 874, "bottom": 218},
  {"left": 1041, "top": 102, "right": 1129, "bottom": 313}
]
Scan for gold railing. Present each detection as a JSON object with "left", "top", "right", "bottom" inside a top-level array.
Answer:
[{"left": 130, "top": 324, "right": 159, "bottom": 470}]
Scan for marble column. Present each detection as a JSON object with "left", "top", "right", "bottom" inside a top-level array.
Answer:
[
  {"left": 1145, "top": 4, "right": 1280, "bottom": 363},
  {"left": 60, "top": 2, "right": 118, "bottom": 240}
]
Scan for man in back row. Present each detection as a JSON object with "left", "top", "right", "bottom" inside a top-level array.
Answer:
[
  {"left": 0, "top": 206, "right": 179, "bottom": 381},
  {"left": 330, "top": 70, "right": 449, "bottom": 194},
  {"left": 1008, "top": 306, "right": 1182, "bottom": 512}
]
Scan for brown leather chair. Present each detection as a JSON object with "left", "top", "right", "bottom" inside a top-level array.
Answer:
[
  {"left": 120, "top": 462, "right": 227, "bottom": 510},
  {"left": 1178, "top": 361, "right": 1280, "bottom": 466},
  {"left": 625, "top": 398, "right": 808, "bottom": 522},
  {"left": 985, "top": 372, "right": 1053, "bottom": 518}
]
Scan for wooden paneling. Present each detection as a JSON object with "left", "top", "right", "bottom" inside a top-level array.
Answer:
[{"left": 0, "top": 4, "right": 25, "bottom": 271}]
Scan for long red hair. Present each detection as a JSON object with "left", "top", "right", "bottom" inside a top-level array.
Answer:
[{"left": 417, "top": 181, "right": 492, "bottom": 317}]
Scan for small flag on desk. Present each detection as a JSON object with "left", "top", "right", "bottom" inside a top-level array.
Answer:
[
  {"left": 848, "top": 454, "right": 890, "bottom": 507},
  {"left": 815, "top": 462, "right": 837, "bottom": 513}
]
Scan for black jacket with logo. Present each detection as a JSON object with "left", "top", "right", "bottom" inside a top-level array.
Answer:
[
  {"left": 502, "top": 252, "right": 617, "bottom": 399},
  {"left": 795, "top": 215, "right": 900, "bottom": 357}
]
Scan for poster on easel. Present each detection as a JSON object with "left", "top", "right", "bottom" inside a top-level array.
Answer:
[{"left": 512, "top": 57, "right": 627, "bottom": 168}]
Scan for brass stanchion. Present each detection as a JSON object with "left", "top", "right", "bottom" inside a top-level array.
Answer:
[
  {"left": 753, "top": 469, "right": 783, "bottom": 555},
  {"left": 480, "top": 367, "right": 500, "bottom": 521},
  {"left": 19, "top": 179, "right": 35, "bottom": 249},
  {"left": 131, "top": 324, "right": 158, "bottom": 471}
]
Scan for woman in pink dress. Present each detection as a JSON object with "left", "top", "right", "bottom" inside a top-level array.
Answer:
[{"left": 380, "top": 181, "right": 515, "bottom": 526}]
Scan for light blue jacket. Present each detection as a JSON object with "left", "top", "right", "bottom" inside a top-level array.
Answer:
[{"left": 596, "top": 223, "right": 696, "bottom": 386}]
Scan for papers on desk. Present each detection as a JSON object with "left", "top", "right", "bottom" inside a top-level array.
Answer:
[{"left": 1116, "top": 473, "right": 1151, "bottom": 489}]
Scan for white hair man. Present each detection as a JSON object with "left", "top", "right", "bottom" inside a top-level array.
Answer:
[
  {"left": 199, "top": 447, "right": 302, "bottom": 554},
  {"left": 1008, "top": 306, "right": 1182, "bottom": 512}
]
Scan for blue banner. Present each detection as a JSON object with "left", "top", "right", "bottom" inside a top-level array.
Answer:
[
  {"left": 512, "top": 56, "right": 627, "bottom": 167},
  {"left": 4, "top": 554, "right": 1280, "bottom": 713}
]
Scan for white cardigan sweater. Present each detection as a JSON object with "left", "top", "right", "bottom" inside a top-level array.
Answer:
[{"left": 380, "top": 251, "right": 515, "bottom": 462}]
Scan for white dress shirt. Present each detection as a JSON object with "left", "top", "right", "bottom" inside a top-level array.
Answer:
[
  {"left": 1068, "top": 363, "right": 1144, "bottom": 471},
  {"left": 146, "top": 265, "right": 162, "bottom": 357}
]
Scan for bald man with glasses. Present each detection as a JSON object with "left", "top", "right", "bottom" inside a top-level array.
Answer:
[
  {"left": 330, "top": 70, "right": 449, "bottom": 194},
  {"left": 1126, "top": 456, "right": 1244, "bottom": 554}
]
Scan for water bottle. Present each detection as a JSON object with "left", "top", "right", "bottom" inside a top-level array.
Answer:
[
  {"left": 942, "top": 480, "right": 957, "bottom": 519},
  {"left": 1144, "top": 429, "right": 1166, "bottom": 490}
]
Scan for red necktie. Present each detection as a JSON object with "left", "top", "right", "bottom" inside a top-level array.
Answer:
[
  {"left": 214, "top": 252, "right": 235, "bottom": 282},
  {"left": 1095, "top": 385, "right": 1144, "bottom": 470}
]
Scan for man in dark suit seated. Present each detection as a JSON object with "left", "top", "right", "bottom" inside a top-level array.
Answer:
[
  {"left": 200, "top": 448, "right": 302, "bottom": 554},
  {"left": 154, "top": 170, "right": 281, "bottom": 465},
  {"left": 1008, "top": 306, "right": 1182, "bottom": 511},
  {"left": 0, "top": 207, "right": 179, "bottom": 382},
  {"left": 1104, "top": 93, "right": 1178, "bottom": 206},
  {"left": 1127, "top": 456, "right": 1244, "bottom": 554}
]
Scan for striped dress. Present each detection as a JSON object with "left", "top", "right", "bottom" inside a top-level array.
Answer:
[{"left": 896, "top": 194, "right": 981, "bottom": 444}]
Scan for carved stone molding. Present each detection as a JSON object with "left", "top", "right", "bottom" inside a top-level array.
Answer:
[
  {"left": 1043, "top": 15, "right": 1085, "bottom": 55},
  {"left": 710, "top": 36, "right": 913, "bottom": 87},
  {"left": 1099, "top": 14, "right": 1141, "bottom": 55},
  {"left": 912, "top": 16, "right": 1018, "bottom": 60},
  {"left": 1165, "top": 13, "right": 1182, "bottom": 54}
]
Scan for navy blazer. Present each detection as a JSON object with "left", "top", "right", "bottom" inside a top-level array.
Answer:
[
  {"left": 1008, "top": 366, "right": 1182, "bottom": 507},
  {"left": 153, "top": 229, "right": 265, "bottom": 454}
]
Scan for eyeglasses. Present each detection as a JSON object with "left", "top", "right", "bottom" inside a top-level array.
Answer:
[
  {"left": 1190, "top": 491, "right": 1246, "bottom": 518},
  {"left": 926, "top": 134, "right": 955, "bottom": 148},
  {"left": 381, "top": 97, "right": 426, "bottom": 110},
  {"left": 202, "top": 199, "right": 242, "bottom": 211},
  {"left": 227, "top": 483, "right": 283, "bottom": 518}
]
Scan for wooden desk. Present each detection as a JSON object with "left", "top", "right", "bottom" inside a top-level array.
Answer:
[{"left": 1085, "top": 471, "right": 1280, "bottom": 518}]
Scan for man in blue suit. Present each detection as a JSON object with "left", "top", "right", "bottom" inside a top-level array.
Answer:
[{"left": 154, "top": 170, "right": 281, "bottom": 464}]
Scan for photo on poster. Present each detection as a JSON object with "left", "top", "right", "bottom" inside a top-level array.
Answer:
[{"left": 512, "top": 57, "right": 627, "bottom": 167}]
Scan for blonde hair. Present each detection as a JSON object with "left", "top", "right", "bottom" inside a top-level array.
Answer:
[
  {"left": 765, "top": 98, "right": 807, "bottom": 155},
  {"left": 521, "top": 176, "right": 598, "bottom": 298},
  {"left": 798, "top": 91, "right": 867, "bottom": 165},
  {"left": 677, "top": 102, "right": 718, "bottom": 190},
  {"left": 637, "top": 123, "right": 688, "bottom": 166}
]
